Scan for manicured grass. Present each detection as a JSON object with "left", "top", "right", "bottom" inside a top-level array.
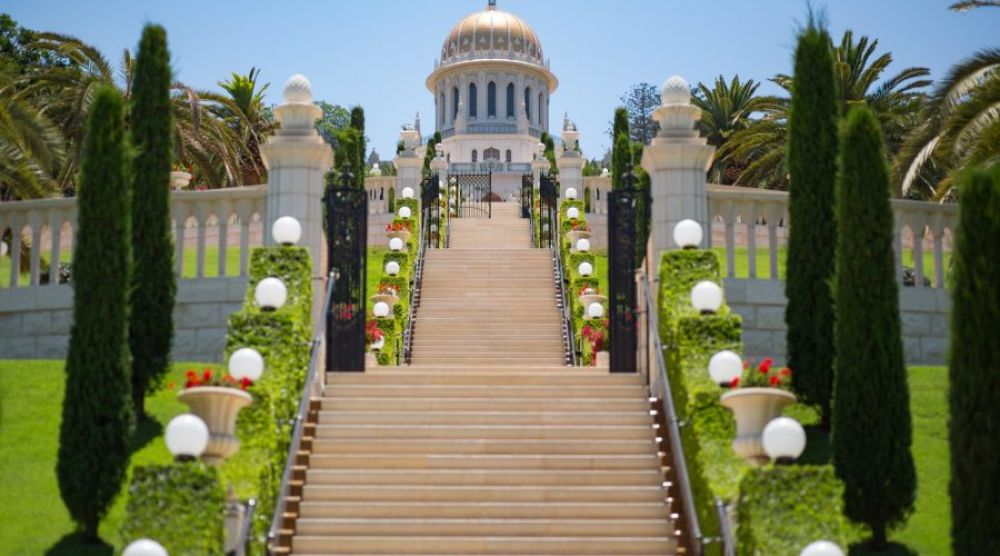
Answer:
[
  {"left": 0, "top": 360, "right": 221, "bottom": 555},
  {"left": 786, "top": 366, "right": 951, "bottom": 555},
  {"left": 366, "top": 246, "right": 388, "bottom": 313}
]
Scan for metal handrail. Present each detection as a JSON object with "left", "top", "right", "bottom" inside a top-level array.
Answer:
[
  {"left": 639, "top": 270, "right": 704, "bottom": 555},
  {"left": 552, "top": 239, "right": 577, "bottom": 366},
  {"left": 266, "top": 272, "right": 336, "bottom": 552},
  {"left": 234, "top": 498, "right": 256, "bottom": 556},
  {"left": 715, "top": 496, "right": 736, "bottom": 556},
  {"left": 402, "top": 213, "right": 428, "bottom": 364}
]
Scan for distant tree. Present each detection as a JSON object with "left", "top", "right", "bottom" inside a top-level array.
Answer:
[
  {"left": 612, "top": 106, "right": 629, "bottom": 144},
  {"left": 582, "top": 158, "right": 602, "bottom": 177},
  {"left": 632, "top": 142, "right": 651, "bottom": 264},
  {"left": 333, "top": 127, "right": 363, "bottom": 188},
  {"left": 57, "top": 85, "right": 134, "bottom": 541},
  {"left": 611, "top": 133, "right": 631, "bottom": 189},
  {"left": 315, "top": 101, "right": 350, "bottom": 146},
  {"left": 128, "top": 24, "right": 176, "bottom": 419},
  {"left": 618, "top": 83, "right": 659, "bottom": 144},
  {"left": 379, "top": 160, "right": 397, "bottom": 176},
  {"left": 367, "top": 148, "right": 380, "bottom": 167},
  {"left": 541, "top": 132, "right": 557, "bottom": 174},
  {"left": 948, "top": 163, "right": 1000, "bottom": 555},
  {"left": 832, "top": 105, "right": 916, "bottom": 548},
  {"left": 423, "top": 131, "right": 442, "bottom": 175},
  {"left": 350, "top": 106, "right": 366, "bottom": 189}
]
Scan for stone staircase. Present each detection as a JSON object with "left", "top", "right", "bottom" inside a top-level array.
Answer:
[{"left": 282, "top": 203, "right": 680, "bottom": 555}]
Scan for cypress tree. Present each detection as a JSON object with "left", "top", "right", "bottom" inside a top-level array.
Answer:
[
  {"left": 632, "top": 142, "right": 651, "bottom": 264},
  {"left": 831, "top": 105, "right": 915, "bottom": 547},
  {"left": 57, "top": 85, "right": 134, "bottom": 541},
  {"left": 423, "top": 131, "right": 442, "bottom": 176},
  {"left": 785, "top": 22, "right": 839, "bottom": 428},
  {"left": 611, "top": 133, "right": 631, "bottom": 189},
  {"left": 128, "top": 24, "right": 176, "bottom": 419},
  {"left": 948, "top": 164, "right": 1000, "bottom": 555},
  {"left": 350, "top": 106, "right": 366, "bottom": 189},
  {"left": 542, "top": 132, "right": 557, "bottom": 175},
  {"left": 612, "top": 106, "right": 629, "bottom": 144}
]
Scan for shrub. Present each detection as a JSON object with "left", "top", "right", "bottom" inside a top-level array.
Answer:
[
  {"left": 57, "top": 85, "right": 133, "bottom": 541},
  {"left": 785, "top": 20, "right": 839, "bottom": 428},
  {"left": 948, "top": 164, "right": 1000, "bottom": 555},
  {"left": 128, "top": 24, "right": 176, "bottom": 419},
  {"left": 832, "top": 105, "right": 915, "bottom": 545},
  {"left": 119, "top": 463, "right": 225, "bottom": 555},
  {"left": 736, "top": 466, "right": 848, "bottom": 555}
]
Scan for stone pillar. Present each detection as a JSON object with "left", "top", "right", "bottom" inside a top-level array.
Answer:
[
  {"left": 641, "top": 75, "right": 715, "bottom": 262},
  {"left": 430, "top": 145, "right": 448, "bottom": 246},
  {"left": 556, "top": 116, "right": 583, "bottom": 199},
  {"left": 395, "top": 125, "right": 423, "bottom": 212},
  {"left": 531, "top": 142, "right": 548, "bottom": 189},
  {"left": 260, "top": 74, "right": 333, "bottom": 271}
]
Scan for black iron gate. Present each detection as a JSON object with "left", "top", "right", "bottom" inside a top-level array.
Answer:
[
  {"left": 326, "top": 169, "right": 367, "bottom": 372},
  {"left": 539, "top": 174, "right": 558, "bottom": 249},
  {"left": 608, "top": 171, "right": 639, "bottom": 373},
  {"left": 450, "top": 172, "right": 492, "bottom": 218},
  {"left": 421, "top": 174, "right": 440, "bottom": 249},
  {"left": 520, "top": 174, "right": 532, "bottom": 218}
]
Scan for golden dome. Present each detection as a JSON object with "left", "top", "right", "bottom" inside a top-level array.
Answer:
[{"left": 440, "top": 2, "right": 544, "bottom": 65}]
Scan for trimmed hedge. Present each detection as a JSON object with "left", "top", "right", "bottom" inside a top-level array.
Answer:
[
  {"left": 222, "top": 245, "right": 312, "bottom": 551},
  {"left": 371, "top": 210, "right": 420, "bottom": 365},
  {"left": 120, "top": 463, "right": 226, "bottom": 555},
  {"left": 558, "top": 199, "right": 606, "bottom": 365},
  {"left": 736, "top": 466, "right": 848, "bottom": 555}
]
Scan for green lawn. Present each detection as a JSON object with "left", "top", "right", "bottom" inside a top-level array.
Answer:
[
  {"left": 0, "top": 360, "right": 221, "bottom": 555},
  {"left": 787, "top": 366, "right": 951, "bottom": 555}
]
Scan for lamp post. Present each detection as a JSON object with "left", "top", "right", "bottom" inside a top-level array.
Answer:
[
  {"left": 271, "top": 216, "right": 302, "bottom": 246},
  {"left": 228, "top": 347, "right": 264, "bottom": 382},
  {"left": 762, "top": 417, "right": 807, "bottom": 464},
  {"left": 165, "top": 414, "right": 209, "bottom": 462},
  {"left": 708, "top": 349, "right": 743, "bottom": 387},
  {"left": 123, "top": 539, "right": 169, "bottom": 556},
  {"left": 578, "top": 262, "right": 594, "bottom": 277},
  {"left": 690, "top": 280, "right": 723, "bottom": 314},
  {"left": 576, "top": 238, "right": 591, "bottom": 252},
  {"left": 800, "top": 540, "right": 845, "bottom": 556},
  {"left": 401, "top": 187, "right": 415, "bottom": 199},
  {"left": 565, "top": 187, "right": 578, "bottom": 200},
  {"left": 673, "top": 219, "right": 703, "bottom": 250},
  {"left": 385, "top": 261, "right": 400, "bottom": 276},
  {"left": 587, "top": 303, "right": 604, "bottom": 319},
  {"left": 254, "top": 277, "right": 288, "bottom": 312},
  {"left": 388, "top": 237, "right": 404, "bottom": 252}
]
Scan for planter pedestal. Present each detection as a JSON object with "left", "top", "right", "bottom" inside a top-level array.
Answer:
[
  {"left": 387, "top": 230, "right": 412, "bottom": 244},
  {"left": 177, "top": 386, "right": 253, "bottom": 464},
  {"left": 371, "top": 294, "right": 400, "bottom": 308},
  {"left": 170, "top": 171, "right": 192, "bottom": 191},
  {"left": 720, "top": 387, "right": 796, "bottom": 465}
]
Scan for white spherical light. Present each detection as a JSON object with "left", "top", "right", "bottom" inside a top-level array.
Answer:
[
  {"left": 565, "top": 187, "right": 578, "bottom": 200},
  {"left": 601, "top": 168, "right": 610, "bottom": 177},
  {"left": 0, "top": 241, "right": 7, "bottom": 257},
  {"left": 373, "top": 301, "right": 390, "bottom": 318},
  {"left": 673, "top": 219, "right": 703, "bottom": 249},
  {"left": 283, "top": 74, "right": 313, "bottom": 104},
  {"left": 123, "top": 539, "right": 169, "bottom": 556},
  {"left": 165, "top": 414, "right": 209, "bottom": 458},
  {"left": 430, "top": 224, "right": 439, "bottom": 232},
  {"left": 690, "top": 281, "right": 723, "bottom": 314},
  {"left": 398, "top": 206, "right": 412, "bottom": 219},
  {"left": 708, "top": 350, "right": 743, "bottom": 386},
  {"left": 271, "top": 216, "right": 302, "bottom": 246},
  {"left": 255, "top": 277, "right": 288, "bottom": 311},
  {"left": 401, "top": 187, "right": 415, "bottom": 199},
  {"left": 566, "top": 207, "right": 580, "bottom": 220},
  {"left": 800, "top": 540, "right": 845, "bottom": 556},
  {"left": 385, "top": 261, "right": 400, "bottom": 276},
  {"left": 369, "top": 163, "right": 382, "bottom": 177},
  {"left": 661, "top": 75, "right": 691, "bottom": 105},
  {"left": 388, "top": 237, "right": 404, "bottom": 252},
  {"left": 763, "top": 417, "right": 807, "bottom": 461},
  {"left": 587, "top": 303, "right": 604, "bottom": 319},
  {"left": 576, "top": 238, "right": 591, "bottom": 252},
  {"left": 578, "top": 262, "right": 593, "bottom": 277},
  {"left": 228, "top": 347, "right": 264, "bottom": 382}
]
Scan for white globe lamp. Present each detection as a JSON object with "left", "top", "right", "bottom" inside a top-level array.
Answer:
[
  {"left": 708, "top": 350, "right": 743, "bottom": 386},
  {"left": 255, "top": 277, "right": 287, "bottom": 312},
  {"left": 0, "top": 241, "right": 8, "bottom": 257},
  {"left": 373, "top": 301, "right": 390, "bottom": 318},
  {"left": 123, "top": 539, "right": 169, "bottom": 556},
  {"left": 800, "top": 541, "right": 845, "bottom": 556},
  {"left": 565, "top": 187, "right": 578, "bottom": 200},
  {"left": 690, "top": 281, "right": 723, "bottom": 314},
  {"left": 271, "top": 216, "right": 302, "bottom": 246},
  {"left": 401, "top": 187, "right": 415, "bottom": 199},
  {"left": 385, "top": 261, "right": 400, "bottom": 276},
  {"left": 566, "top": 207, "right": 580, "bottom": 220},
  {"left": 578, "top": 262, "right": 594, "bottom": 277},
  {"left": 398, "top": 206, "right": 412, "bottom": 219},
  {"left": 673, "top": 219, "right": 703, "bottom": 249},
  {"left": 165, "top": 414, "right": 209, "bottom": 460},
  {"left": 587, "top": 303, "right": 604, "bottom": 319},
  {"left": 601, "top": 168, "right": 610, "bottom": 177},
  {"left": 763, "top": 417, "right": 807, "bottom": 463},
  {"left": 228, "top": 347, "right": 264, "bottom": 382},
  {"left": 388, "top": 237, "right": 404, "bottom": 252},
  {"left": 576, "top": 238, "right": 591, "bottom": 252},
  {"left": 430, "top": 224, "right": 438, "bottom": 232}
]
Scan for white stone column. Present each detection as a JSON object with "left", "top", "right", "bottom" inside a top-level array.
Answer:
[
  {"left": 395, "top": 125, "right": 423, "bottom": 214},
  {"left": 641, "top": 75, "right": 715, "bottom": 262},
  {"left": 556, "top": 118, "right": 583, "bottom": 199},
  {"left": 531, "top": 142, "right": 548, "bottom": 188},
  {"left": 260, "top": 74, "right": 333, "bottom": 271}
]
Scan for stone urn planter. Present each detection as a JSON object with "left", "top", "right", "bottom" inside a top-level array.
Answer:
[
  {"left": 371, "top": 293, "right": 399, "bottom": 308},
  {"left": 170, "top": 170, "right": 192, "bottom": 191},
  {"left": 387, "top": 230, "right": 412, "bottom": 244},
  {"left": 578, "top": 294, "right": 607, "bottom": 311},
  {"left": 177, "top": 386, "right": 253, "bottom": 464},
  {"left": 565, "top": 230, "right": 591, "bottom": 248},
  {"left": 720, "top": 388, "right": 797, "bottom": 465}
]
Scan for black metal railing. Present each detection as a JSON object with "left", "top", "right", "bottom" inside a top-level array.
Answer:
[
  {"left": 233, "top": 498, "right": 256, "bottom": 556},
  {"left": 266, "top": 272, "right": 336, "bottom": 552},
  {"left": 608, "top": 184, "right": 638, "bottom": 373},
  {"left": 450, "top": 172, "right": 492, "bottom": 219},
  {"left": 552, "top": 240, "right": 577, "bottom": 366},
  {"left": 402, "top": 194, "right": 430, "bottom": 364},
  {"left": 326, "top": 172, "right": 367, "bottom": 372}
]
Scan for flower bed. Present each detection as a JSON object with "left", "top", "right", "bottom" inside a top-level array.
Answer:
[
  {"left": 371, "top": 199, "right": 421, "bottom": 365},
  {"left": 556, "top": 198, "right": 607, "bottom": 365}
]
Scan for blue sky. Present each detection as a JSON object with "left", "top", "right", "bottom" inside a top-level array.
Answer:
[{"left": 5, "top": 1, "right": 997, "bottom": 160}]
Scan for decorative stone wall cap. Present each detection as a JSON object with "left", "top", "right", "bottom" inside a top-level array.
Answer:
[
  {"left": 661, "top": 75, "right": 691, "bottom": 105},
  {"left": 283, "top": 74, "right": 313, "bottom": 104}
]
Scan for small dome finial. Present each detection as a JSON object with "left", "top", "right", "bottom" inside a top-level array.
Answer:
[
  {"left": 487, "top": 0, "right": 497, "bottom": 10},
  {"left": 283, "top": 74, "right": 313, "bottom": 104},
  {"left": 661, "top": 75, "right": 691, "bottom": 106}
]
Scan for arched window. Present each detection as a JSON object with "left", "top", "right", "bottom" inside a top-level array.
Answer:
[
  {"left": 505, "top": 149, "right": 512, "bottom": 162},
  {"left": 524, "top": 86, "right": 532, "bottom": 122},
  {"left": 538, "top": 92, "right": 543, "bottom": 124},
  {"left": 506, "top": 83, "right": 515, "bottom": 118},
  {"left": 484, "top": 147, "right": 500, "bottom": 160},
  {"left": 452, "top": 87, "right": 459, "bottom": 121},
  {"left": 469, "top": 82, "right": 477, "bottom": 119},
  {"left": 439, "top": 93, "right": 445, "bottom": 126},
  {"left": 487, "top": 82, "right": 497, "bottom": 118},
  {"left": 472, "top": 149, "right": 478, "bottom": 162}
]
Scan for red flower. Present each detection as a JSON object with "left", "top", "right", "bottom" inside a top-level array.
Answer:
[
  {"left": 203, "top": 369, "right": 213, "bottom": 381},
  {"left": 780, "top": 367, "right": 792, "bottom": 376},
  {"left": 729, "top": 377, "right": 740, "bottom": 388},
  {"left": 758, "top": 358, "right": 773, "bottom": 374},
  {"left": 769, "top": 375, "right": 781, "bottom": 387},
  {"left": 240, "top": 377, "right": 252, "bottom": 390},
  {"left": 185, "top": 370, "right": 197, "bottom": 379}
]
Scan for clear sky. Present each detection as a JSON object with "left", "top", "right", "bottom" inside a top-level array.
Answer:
[{"left": 5, "top": 1, "right": 997, "bottom": 160}]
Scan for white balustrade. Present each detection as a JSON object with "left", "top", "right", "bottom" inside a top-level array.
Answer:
[
  {"left": 365, "top": 176, "right": 397, "bottom": 215},
  {"left": 583, "top": 176, "right": 611, "bottom": 215}
]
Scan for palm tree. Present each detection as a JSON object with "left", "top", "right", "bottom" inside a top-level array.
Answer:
[
  {"left": 719, "top": 30, "right": 930, "bottom": 190},
  {"left": 950, "top": 1, "right": 1000, "bottom": 10},
  {"left": 894, "top": 48, "right": 1000, "bottom": 200},
  {"left": 692, "top": 75, "right": 783, "bottom": 183},
  {"left": 0, "top": 69, "right": 64, "bottom": 200},
  {"left": 218, "top": 67, "right": 273, "bottom": 184}
]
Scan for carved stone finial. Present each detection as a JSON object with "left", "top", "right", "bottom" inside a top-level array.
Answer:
[
  {"left": 283, "top": 74, "right": 313, "bottom": 104},
  {"left": 661, "top": 75, "right": 691, "bottom": 106}
]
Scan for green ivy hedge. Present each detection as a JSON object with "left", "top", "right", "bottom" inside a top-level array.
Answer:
[
  {"left": 119, "top": 463, "right": 226, "bottom": 555},
  {"left": 372, "top": 210, "right": 420, "bottom": 365},
  {"left": 556, "top": 199, "right": 606, "bottom": 365},
  {"left": 223, "top": 245, "right": 312, "bottom": 552},
  {"left": 736, "top": 466, "right": 848, "bottom": 555}
]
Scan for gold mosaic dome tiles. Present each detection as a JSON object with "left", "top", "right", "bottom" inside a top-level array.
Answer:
[{"left": 440, "top": 2, "right": 544, "bottom": 65}]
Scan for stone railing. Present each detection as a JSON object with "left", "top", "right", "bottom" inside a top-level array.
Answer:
[
  {"left": 365, "top": 176, "right": 397, "bottom": 215},
  {"left": 707, "top": 184, "right": 957, "bottom": 289},
  {"left": 0, "top": 186, "right": 266, "bottom": 289},
  {"left": 583, "top": 176, "right": 611, "bottom": 215}
]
